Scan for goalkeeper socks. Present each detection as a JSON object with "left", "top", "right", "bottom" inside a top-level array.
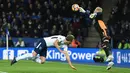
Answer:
[
  {"left": 16, "top": 53, "right": 33, "bottom": 61},
  {"left": 106, "top": 55, "right": 114, "bottom": 62}
]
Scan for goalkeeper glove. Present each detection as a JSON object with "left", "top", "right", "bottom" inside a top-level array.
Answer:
[
  {"left": 79, "top": 7, "right": 86, "bottom": 13},
  {"left": 89, "top": 13, "right": 97, "bottom": 19}
]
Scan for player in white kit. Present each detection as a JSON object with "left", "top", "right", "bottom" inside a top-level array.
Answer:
[{"left": 11, "top": 35, "right": 76, "bottom": 70}]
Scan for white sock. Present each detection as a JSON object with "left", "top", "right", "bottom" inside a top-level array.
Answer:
[
  {"left": 106, "top": 55, "right": 114, "bottom": 62},
  {"left": 35, "top": 57, "right": 41, "bottom": 64},
  {"left": 16, "top": 53, "right": 33, "bottom": 61},
  {"left": 106, "top": 61, "right": 114, "bottom": 69}
]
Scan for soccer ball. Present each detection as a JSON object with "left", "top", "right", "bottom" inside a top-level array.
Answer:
[{"left": 72, "top": 4, "right": 79, "bottom": 11}]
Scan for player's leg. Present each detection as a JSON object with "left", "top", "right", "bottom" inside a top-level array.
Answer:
[
  {"left": 98, "top": 20, "right": 114, "bottom": 61},
  {"left": 94, "top": 20, "right": 113, "bottom": 61},
  {"left": 97, "top": 20, "right": 114, "bottom": 70},
  {"left": 17, "top": 51, "right": 37, "bottom": 61},
  {"left": 94, "top": 23, "right": 113, "bottom": 60},
  {"left": 34, "top": 50, "right": 47, "bottom": 64},
  {"left": 102, "top": 37, "right": 112, "bottom": 57},
  {"left": 106, "top": 61, "right": 114, "bottom": 70},
  {"left": 102, "top": 36, "right": 114, "bottom": 61},
  {"left": 33, "top": 39, "right": 47, "bottom": 64},
  {"left": 34, "top": 56, "right": 46, "bottom": 64},
  {"left": 11, "top": 51, "right": 37, "bottom": 66},
  {"left": 11, "top": 39, "right": 43, "bottom": 65},
  {"left": 102, "top": 37, "right": 114, "bottom": 70},
  {"left": 40, "top": 56, "right": 46, "bottom": 64}
]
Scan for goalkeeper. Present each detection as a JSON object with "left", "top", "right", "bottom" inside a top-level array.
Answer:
[{"left": 77, "top": 6, "right": 114, "bottom": 70}]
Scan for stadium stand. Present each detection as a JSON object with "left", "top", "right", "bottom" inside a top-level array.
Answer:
[
  {"left": 107, "top": 0, "right": 130, "bottom": 48},
  {"left": 0, "top": 0, "right": 102, "bottom": 47}
]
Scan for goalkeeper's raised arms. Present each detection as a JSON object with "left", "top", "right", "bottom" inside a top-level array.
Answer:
[{"left": 78, "top": 7, "right": 98, "bottom": 19}]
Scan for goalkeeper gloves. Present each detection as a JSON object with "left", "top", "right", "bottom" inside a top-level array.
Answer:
[
  {"left": 79, "top": 7, "right": 86, "bottom": 13},
  {"left": 89, "top": 13, "right": 97, "bottom": 19}
]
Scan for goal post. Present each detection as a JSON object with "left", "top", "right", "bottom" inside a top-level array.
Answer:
[{"left": 5, "top": 27, "right": 9, "bottom": 60}]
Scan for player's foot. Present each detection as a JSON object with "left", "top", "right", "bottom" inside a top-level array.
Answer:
[
  {"left": 70, "top": 65, "right": 77, "bottom": 70},
  {"left": 11, "top": 57, "right": 17, "bottom": 66},
  {"left": 106, "top": 62, "right": 114, "bottom": 70}
]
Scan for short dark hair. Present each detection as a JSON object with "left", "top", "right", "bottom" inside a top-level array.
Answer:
[{"left": 66, "top": 35, "right": 75, "bottom": 42}]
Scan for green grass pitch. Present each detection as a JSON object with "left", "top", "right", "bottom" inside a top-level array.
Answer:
[{"left": 0, "top": 60, "right": 130, "bottom": 73}]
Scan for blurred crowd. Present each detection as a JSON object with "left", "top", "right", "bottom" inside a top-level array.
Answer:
[
  {"left": 107, "top": 0, "right": 130, "bottom": 49},
  {"left": 1, "top": 0, "right": 129, "bottom": 49},
  {"left": 0, "top": 0, "right": 102, "bottom": 47}
]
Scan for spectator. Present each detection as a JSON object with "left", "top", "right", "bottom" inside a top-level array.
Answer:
[
  {"left": 42, "top": 29, "right": 49, "bottom": 37},
  {"left": 71, "top": 39, "right": 81, "bottom": 48},
  {"left": 58, "top": 24, "right": 66, "bottom": 35},
  {"left": 107, "top": 0, "right": 130, "bottom": 47},
  {"left": 126, "top": 40, "right": 130, "bottom": 49},
  {"left": 0, "top": 4, "right": 4, "bottom": 14},
  {"left": 50, "top": 25, "right": 57, "bottom": 35},
  {"left": 0, "top": 31, "right": 6, "bottom": 39},
  {"left": 67, "top": 30, "right": 73, "bottom": 35},
  {"left": 118, "top": 39, "right": 128, "bottom": 49},
  {"left": 15, "top": 38, "right": 25, "bottom": 47},
  {"left": 8, "top": 36, "right": 14, "bottom": 47},
  {"left": 0, "top": 39, "right": 5, "bottom": 47},
  {"left": 27, "top": 3, "right": 34, "bottom": 14}
]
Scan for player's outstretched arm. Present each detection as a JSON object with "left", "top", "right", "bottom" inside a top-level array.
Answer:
[
  {"left": 63, "top": 51, "right": 77, "bottom": 70},
  {"left": 54, "top": 39, "right": 76, "bottom": 70}
]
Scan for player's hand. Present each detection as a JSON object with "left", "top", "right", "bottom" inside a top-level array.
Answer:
[
  {"left": 70, "top": 65, "right": 77, "bottom": 70},
  {"left": 60, "top": 50, "right": 65, "bottom": 54}
]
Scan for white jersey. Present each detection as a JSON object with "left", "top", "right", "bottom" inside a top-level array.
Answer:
[{"left": 43, "top": 35, "right": 68, "bottom": 51}]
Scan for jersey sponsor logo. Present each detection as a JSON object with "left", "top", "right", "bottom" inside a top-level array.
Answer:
[{"left": 3, "top": 50, "right": 14, "bottom": 60}]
